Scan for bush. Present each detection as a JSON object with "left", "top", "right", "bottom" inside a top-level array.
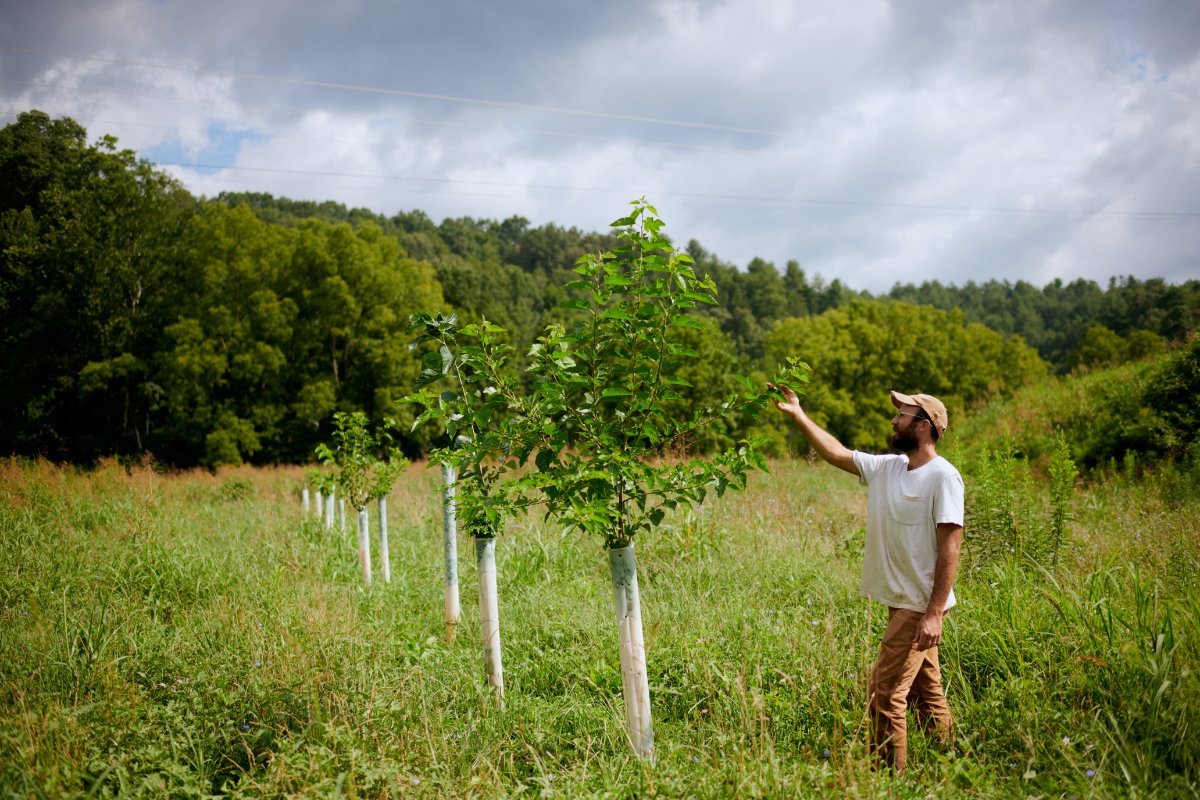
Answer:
[
  {"left": 964, "top": 434, "right": 1077, "bottom": 568},
  {"left": 1142, "top": 336, "right": 1200, "bottom": 459},
  {"left": 953, "top": 336, "right": 1200, "bottom": 479}
]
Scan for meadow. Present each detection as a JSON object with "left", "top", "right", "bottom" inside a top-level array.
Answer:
[{"left": 1, "top": 450, "right": 1197, "bottom": 799}]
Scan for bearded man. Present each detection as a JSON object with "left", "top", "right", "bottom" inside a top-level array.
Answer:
[{"left": 772, "top": 387, "right": 964, "bottom": 774}]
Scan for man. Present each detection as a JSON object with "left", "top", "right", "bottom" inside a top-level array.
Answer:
[{"left": 772, "top": 386, "right": 964, "bottom": 774}]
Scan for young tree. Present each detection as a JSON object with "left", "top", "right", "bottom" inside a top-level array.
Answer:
[
  {"left": 315, "top": 411, "right": 408, "bottom": 584},
  {"left": 405, "top": 315, "right": 530, "bottom": 697},
  {"left": 514, "top": 199, "right": 805, "bottom": 760},
  {"left": 408, "top": 199, "right": 808, "bottom": 757},
  {"left": 348, "top": 198, "right": 808, "bottom": 746}
]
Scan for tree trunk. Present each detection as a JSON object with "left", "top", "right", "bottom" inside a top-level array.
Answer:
[
  {"left": 442, "top": 463, "right": 461, "bottom": 641},
  {"left": 476, "top": 535, "right": 504, "bottom": 698},
  {"left": 609, "top": 542, "right": 654, "bottom": 762},
  {"left": 378, "top": 496, "right": 391, "bottom": 584},
  {"left": 356, "top": 505, "right": 371, "bottom": 584}
]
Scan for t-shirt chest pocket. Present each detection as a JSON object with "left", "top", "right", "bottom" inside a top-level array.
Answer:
[{"left": 888, "top": 491, "right": 930, "bottom": 526}]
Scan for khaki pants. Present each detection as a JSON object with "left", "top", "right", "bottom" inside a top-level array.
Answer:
[{"left": 866, "top": 607, "right": 954, "bottom": 773}]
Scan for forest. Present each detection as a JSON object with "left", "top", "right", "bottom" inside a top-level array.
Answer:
[{"left": 3, "top": 109, "right": 1198, "bottom": 468}]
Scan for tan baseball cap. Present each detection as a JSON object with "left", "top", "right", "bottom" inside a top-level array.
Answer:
[{"left": 890, "top": 390, "right": 948, "bottom": 437}]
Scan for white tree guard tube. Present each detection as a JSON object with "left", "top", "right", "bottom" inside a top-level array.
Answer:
[
  {"left": 356, "top": 506, "right": 372, "bottom": 584},
  {"left": 339, "top": 498, "right": 347, "bottom": 534},
  {"left": 609, "top": 543, "right": 655, "bottom": 762},
  {"left": 476, "top": 536, "right": 504, "bottom": 697},
  {"left": 316, "top": 490, "right": 324, "bottom": 518},
  {"left": 378, "top": 495, "right": 391, "bottom": 584},
  {"left": 442, "top": 463, "right": 461, "bottom": 641},
  {"left": 302, "top": 487, "right": 310, "bottom": 513},
  {"left": 324, "top": 489, "right": 335, "bottom": 531}
]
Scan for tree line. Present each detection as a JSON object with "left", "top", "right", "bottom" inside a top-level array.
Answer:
[{"left": 2, "top": 110, "right": 1195, "bottom": 468}]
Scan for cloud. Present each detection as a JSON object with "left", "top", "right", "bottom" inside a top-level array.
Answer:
[{"left": 2, "top": 0, "right": 1197, "bottom": 292}]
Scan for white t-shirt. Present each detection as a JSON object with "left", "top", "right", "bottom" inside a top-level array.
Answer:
[{"left": 851, "top": 451, "right": 965, "bottom": 614}]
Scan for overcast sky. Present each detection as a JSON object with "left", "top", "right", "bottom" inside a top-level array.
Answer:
[{"left": 2, "top": 0, "right": 1197, "bottom": 293}]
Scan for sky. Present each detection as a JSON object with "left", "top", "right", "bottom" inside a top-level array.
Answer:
[{"left": 1, "top": 0, "right": 1198, "bottom": 294}]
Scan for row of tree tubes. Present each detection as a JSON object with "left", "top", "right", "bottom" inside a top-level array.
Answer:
[{"left": 405, "top": 198, "right": 810, "bottom": 761}]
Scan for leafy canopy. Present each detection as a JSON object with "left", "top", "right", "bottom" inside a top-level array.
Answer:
[
  {"left": 406, "top": 199, "right": 810, "bottom": 546},
  {"left": 314, "top": 411, "right": 408, "bottom": 508},
  {"left": 519, "top": 199, "right": 810, "bottom": 546},
  {"left": 404, "top": 313, "right": 530, "bottom": 537}
]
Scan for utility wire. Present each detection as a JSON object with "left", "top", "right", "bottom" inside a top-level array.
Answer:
[
  {"left": 152, "top": 161, "right": 1200, "bottom": 219},
  {"left": 5, "top": 51, "right": 1196, "bottom": 220},
  {"left": 0, "top": 46, "right": 782, "bottom": 137},
  {"left": 0, "top": 78, "right": 752, "bottom": 154}
]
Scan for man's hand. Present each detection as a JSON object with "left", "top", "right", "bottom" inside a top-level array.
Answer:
[
  {"left": 769, "top": 383, "right": 859, "bottom": 475},
  {"left": 914, "top": 611, "right": 943, "bottom": 650},
  {"left": 769, "top": 383, "right": 802, "bottom": 418}
]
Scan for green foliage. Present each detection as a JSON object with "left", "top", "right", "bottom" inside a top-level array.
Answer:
[
  {"left": 203, "top": 413, "right": 261, "bottom": 469},
  {"left": 657, "top": 314, "right": 747, "bottom": 454},
  {"left": 1142, "top": 336, "right": 1200, "bottom": 461},
  {"left": 890, "top": 275, "right": 1199, "bottom": 371},
  {"left": 764, "top": 300, "right": 1046, "bottom": 452},
  {"left": 955, "top": 337, "right": 1200, "bottom": 490},
  {"left": 1069, "top": 325, "right": 1167, "bottom": 372},
  {"left": 1046, "top": 435, "right": 1078, "bottom": 565},
  {"left": 2, "top": 111, "right": 1195, "bottom": 472},
  {"left": 965, "top": 437, "right": 1039, "bottom": 564},
  {"left": 305, "top": 467, "right": 336, "bottom": 497},
  {"left": 156, "top": 208, "right": 444, "bottom": 466},
  {"left": 314, "top": 411, "right": 407, "bottom": 508},
  {"left": 520, "top": 199, "right": 810, "bottom": 547},
  {"left": 404, "top": 313, "right": 528, "bottom": 536},
  {"left": 0, "top": 110, "right": 193, "bottom": 460},
  {"left": 406, "top": 200, "right": 810, "bottom": 547},
  {"left": 218, "top": 477, "right": 255, "bottom": 502},
  {"left": 963, "top": 433, "right": 1077, "bottom": 568}
]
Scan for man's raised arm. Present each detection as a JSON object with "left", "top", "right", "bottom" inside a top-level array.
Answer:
[{"left": 771, "top": 384, "right": 859, "bottom": 475}]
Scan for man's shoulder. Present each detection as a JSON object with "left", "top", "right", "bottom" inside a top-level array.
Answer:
[
  {"left": 855, "top": 451, "right": 908, "bottom": 465},
  {"left": 926, "top": 456, "right": 965, "bottom": 493},
  {"left": 931, "top": 455, "right": 964, "bottom": 480},
  {"left": 853, "top": 451, "right": 908, "bottom": 482}
]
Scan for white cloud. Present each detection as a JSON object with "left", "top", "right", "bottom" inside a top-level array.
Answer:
[{"left": 2, "top": 0, "right": 1196, "bottom": 291}]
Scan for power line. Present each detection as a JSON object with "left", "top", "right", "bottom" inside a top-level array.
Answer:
[
  {"left": 3, "top": 105, "right": 1193, "bottom": 220},
  {"left": 0, "top": 78, "right": 758, "bottom": 155},
  {"left": 0, "top": 106, "right": 747, "bottom": 186},
  {"left": 0, "top": 46, "right": 783, "bottom": 137},
  {"left": 152, "top": 161, "right": 1200, "bottom": 220},
  {"left": 4, "top": 53, "right": 1195, "bottom": 221}
]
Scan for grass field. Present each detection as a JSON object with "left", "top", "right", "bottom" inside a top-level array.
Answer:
[{"left": 1, "top": 454, "right": 1197, "bottom": 798}]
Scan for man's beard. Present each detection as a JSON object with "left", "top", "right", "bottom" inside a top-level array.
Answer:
[{"left": 891, "top": 430, "right": 919, "bottom": 453}]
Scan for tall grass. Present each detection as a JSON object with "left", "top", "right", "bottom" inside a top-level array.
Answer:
[{"left": 1, "top": 456, "right": 1196, "bottom": 798}]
